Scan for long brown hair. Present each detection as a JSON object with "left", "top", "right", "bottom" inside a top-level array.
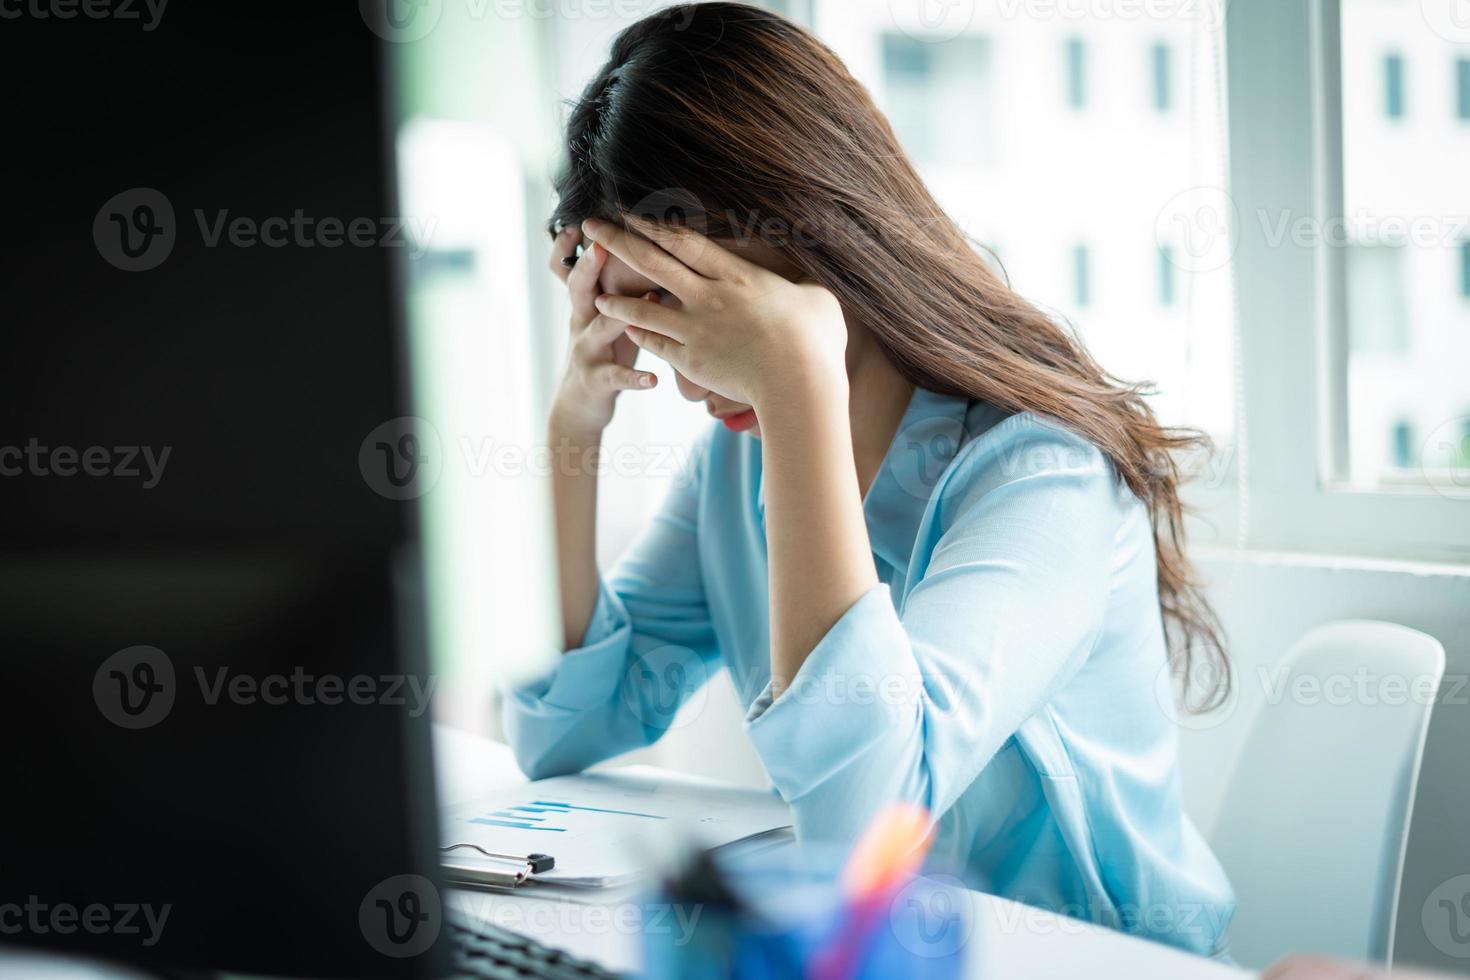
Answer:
[{"left": 549, "top": 2, "right": 1228, "bottom": 709}]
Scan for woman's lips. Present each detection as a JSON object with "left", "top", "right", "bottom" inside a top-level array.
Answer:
[{"left": 720, "top": 409, "right": 758, "bottom": 433}]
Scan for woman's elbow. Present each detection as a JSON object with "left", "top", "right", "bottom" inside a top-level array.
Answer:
[
  {"left": 507, "top": 730, "right": 589, "bottom": 781},
  {"left": 502, "top": 704, "right": 587, "bottom": 780}
]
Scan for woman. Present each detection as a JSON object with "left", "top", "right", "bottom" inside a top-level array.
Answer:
[{"left": 505, "top": 2, "right": 1234, "bottom": 957}]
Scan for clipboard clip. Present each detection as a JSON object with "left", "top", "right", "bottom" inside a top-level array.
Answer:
[{"left": 439, "top": 844, "right": 556, "bottom": 887}]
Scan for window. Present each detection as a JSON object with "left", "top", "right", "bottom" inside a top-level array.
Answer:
[
  {"left": 880, "top": 33, "right": 994, "bottom": 167},
  {"left": 1383, "top": 53, "right": 1405, "bottom": 118},
  {"left": 1391, "top": 419, "right": 1415, "bottom": 469},
  {"left": 1339, "top": 6, "right": 1468, "bottom": 492},
  {"left": 821, "top": 1, "right": 1235, "bottom": 444},
  {"left": 1073, "top": 244, "right": 1091, "bottom": 307},
  {"left": 1152, "top": 42, "right": 1172, "bottom": 112},
  {"left": 1457, "top": 57, "right": 1470, "bottom": 121},
  {"left": 1224, "top": 0, "right": 1470, "bottom": 559},
  {"left": 1158, "top": 245, "right": 1176, "bottom": 306},
  {"left": 883, "top": 31, "right": 932, "bottom": 77},
  {"left": 1065, "top": 38, "right": 1087, "bottom": 109},
  {"left": 881, "top": 34, "right": 936, "bottom": 160},
  {"left": 1345, "top": 244, "right": 1408, "bottom": 355}
]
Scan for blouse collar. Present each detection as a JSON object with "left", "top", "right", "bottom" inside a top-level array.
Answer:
[{"left": 756, "top": 387, "right": 1008, "bottom": 578}]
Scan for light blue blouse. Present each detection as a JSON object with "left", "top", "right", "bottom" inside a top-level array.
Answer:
[{"left": 504, "top": 388, "right": 1234, "bottom": 957}]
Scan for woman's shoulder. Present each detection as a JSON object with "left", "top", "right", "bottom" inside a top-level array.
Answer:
[
  {"left": 923, "top": 407, "right": 1150, "bottom": 586},
  {"left": 927, "top": 404, "right": 1147, "bottom": 546},
  {"left": 948, "top": 406, "right": 1117, "bottom": 494}
]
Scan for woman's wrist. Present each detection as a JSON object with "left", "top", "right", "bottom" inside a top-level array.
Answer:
[
  {"left": 548, "top": 394, "right": 609, "bottom": 449},
  {"left": 750, "top": 352, "right": 849, "bottom": 422}
]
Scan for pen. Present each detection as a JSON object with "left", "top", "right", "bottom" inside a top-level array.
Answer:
[{"left": 812, "top": 804, "right": 933, "bottom": 980}]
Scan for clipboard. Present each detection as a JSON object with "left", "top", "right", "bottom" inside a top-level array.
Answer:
[
  {"left": 440, "top": 767, "right": 793, "bottom": 890},
  {"left": 439, "top": 843, "right": 556, "bottom": 888}
]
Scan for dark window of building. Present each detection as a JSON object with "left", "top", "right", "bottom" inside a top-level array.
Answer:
[
  {"left": 1065, "top": 38, "right": 1086, "bottom": 109},
  {"left": 1151, "top": 43, "right": 1171, "bottom": 112},
  {"left": 1384, "top": 53, "right": 1405, "bottom": 119},
  {"left": 1073, "top": 244, "right": 1091, "bottom": 307}
]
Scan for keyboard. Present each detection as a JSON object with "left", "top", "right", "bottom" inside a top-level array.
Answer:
[{"left": 447, "top": 909, "right": 623, "bottom": 979}]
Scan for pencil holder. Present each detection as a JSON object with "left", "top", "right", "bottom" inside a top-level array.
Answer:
[{"left": 641, "top": 847, "right": 972, "bottom": 979}]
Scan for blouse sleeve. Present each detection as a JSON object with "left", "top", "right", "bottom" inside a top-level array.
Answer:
[
  {"left": 502, "top": 435, "right": 720, "bottom": 779},
  {"left": 744, "top": 420, "right": 1119, "bottom": 843}
]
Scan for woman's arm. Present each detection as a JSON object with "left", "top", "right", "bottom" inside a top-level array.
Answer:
[
  {"left": 579, "top": 218, "right": 878, "bottom": 687},
  {"left": 504, "top": 451, "right": 720, "bottom": 780},
  {"left": 502, "top": 227, "right": 716, "bottom": 780},
  {"left": 544, "top": 227, "right": 658, "bottom": 649},
  {"left": 754, "top": 369, "right": 879, "bottom": 691},
  {"left": 546, "top": 416, "right": 603, "bottom": 650},
  {"left": 743, "top": 418, "right": 1121, "bottom": 837},
  {"left": 577, "top": 219, "right": 1108, "bottom": 819}
]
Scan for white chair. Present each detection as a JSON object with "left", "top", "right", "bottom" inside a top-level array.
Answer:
[{"left": 1209, "top": 620, "right": 1445, "bottom": 969}]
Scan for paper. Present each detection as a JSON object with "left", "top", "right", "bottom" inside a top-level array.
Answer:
[{"left": 440, "top": 766, "right": 792, "bottom": 887}]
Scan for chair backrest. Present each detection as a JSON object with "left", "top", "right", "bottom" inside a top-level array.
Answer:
[{"left": 1209, "top": 620, "right": 1445, "bottom": 969}]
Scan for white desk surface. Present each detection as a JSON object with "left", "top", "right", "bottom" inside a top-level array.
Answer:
[
  {"left": 433, "top": 725, "right": 1251, "bottom": 979},
  {"left": 0, "top": 723, "right": 1255, "bottom": 979}
]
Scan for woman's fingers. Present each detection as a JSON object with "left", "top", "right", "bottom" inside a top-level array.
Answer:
[
  {"left": 567, "top": 240, "right": 605, "bottom": 326},
  {"left": 624, "top": 325, "right": 686, "bottom": 372},
  {"left": 548, "top": 225, "right": 581, "bottom": 284},
  {"left": 624, "top": 215, "right": 745, "bottom": 282},
  {"left": 548, "top": 224, "right": 607, "bottom": 332},
  {"left": 610, "top": 330, "right": 639, "bottom": 370},
  {"left": 589, "top": 362, "right": 657, "bottom": 392},
  {"left": 578, "top": 289, "right": 657, "bottom": 355},
  {"left": 581, "top": 218, "right": 702, "bottom": 299},
  {"left": 593, "top": 292, "right": 688, "bottom": 342},
  {"left": 578, "top": 312, "right": 631, "bottom": 353},
  {"left": 585, "top": 288, "right": 689, "bottom": 373}
]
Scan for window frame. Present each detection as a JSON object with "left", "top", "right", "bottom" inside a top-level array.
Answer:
[{"left": 1217, "top": 0, "right": 1470, "bottom": 563}]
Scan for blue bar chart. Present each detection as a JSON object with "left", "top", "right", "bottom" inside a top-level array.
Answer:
[{"left": 467, "top": 798, "right": 667, "bottom": 833}]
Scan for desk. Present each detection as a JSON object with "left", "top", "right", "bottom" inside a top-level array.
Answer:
[
  {"left": 434, "top": 725, "right": 1251, "bottom": 979},
  {"left": 0, "top": 724, "right": 1255, "bottom": 978}
]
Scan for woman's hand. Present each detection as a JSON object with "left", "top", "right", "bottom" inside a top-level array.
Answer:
[
  {"left": 580, "top": 217, "right": 849, "bottom": 413},
  {"left": 579, "top": 218, "right": 876, "bottom": 689},
  {"left": 546, "top": 224, "right": 659, "bottom": 441}
]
